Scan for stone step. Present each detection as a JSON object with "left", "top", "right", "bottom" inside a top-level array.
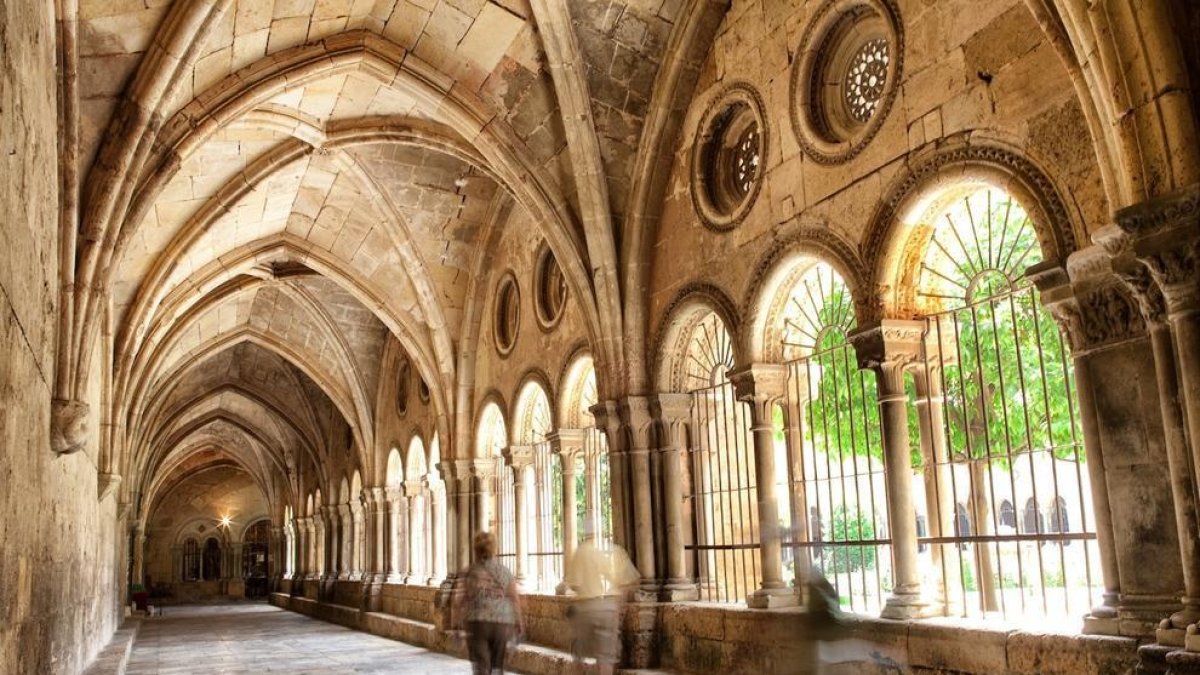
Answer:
[{"left": 82, "top": 618, "right": 143, "bottom": 675}]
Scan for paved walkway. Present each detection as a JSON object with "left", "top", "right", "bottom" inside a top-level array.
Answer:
[{"left": 125, "top": 603, "right": 467, "bottom": 674}]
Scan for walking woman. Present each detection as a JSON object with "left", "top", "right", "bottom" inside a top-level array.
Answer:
[{"left": 455, "top": 531, "right": 524, "bottom": 674}]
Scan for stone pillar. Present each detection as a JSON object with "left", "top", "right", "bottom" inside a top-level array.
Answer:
[
  {"left": 367, "top": 487, "right": 389, "bottom": 582},
  {"left": 406, "top": 480, "right": 426, "bottom": 583},
  {"left": 548, "top": 431, "right": 584, "bottom": 593},
  {"left": 651, "top": 393, "right": 699, "bottom": 601},
  {"left": 781, "top": 367, "right": 816, "bottom": 601},
  {"left": 911, "top": 360, "right": 961, "bottom": 615},
  {"left": 428, "top": 479, "right": 447, "bottom": 583},
  {"left": 473, "top": 459, "right": 498, "bottom": 537},
  {"left": 270, "top": 525, "right": 284, "bottom": 591},
  {"left": 618, "top": 397, "right": 658, "bottom": 597},
  {"left": 851, "top": 320, "right": 926, "bottom": 619},
  {"left": 1035, "top": 251, "right": 1185, "bottom": 638},
  {"left": 593, "top": 401, "right": 630, "bottom": 550},
  {"left": 583, "top": 433, "right": 603, "bottom": 540},
  {"left": 131, "top": 524, "right": 146, "bottom": 587},
  {"left": 387, "top": 487, "right": 406, "bottom": 582},
  {"left": 453, "top": 460, "right": 473, "bottom": 569},
  {"left": 350, "top": 502, "right": 366, "bottom": 581},
  {"left": 338, "top": 504, "right": 353, "bottom": 580},
  {"left": 504, "top": 445, "right": 535, "bottom": 587},
  {"left": 729, "top": 364, "right": 795, "bottom": 609},
  {"left": 295, "top": 517, "right": 308, "bottom": 580},
  {"left": 1114, "top": 187, "right": 1200, "bottom": 644},
  {"left": 316, "top": 508, "right": 332, "bottom": 580}
]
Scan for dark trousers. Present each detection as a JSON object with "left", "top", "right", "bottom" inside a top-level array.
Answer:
[{"left": 467, "top": 620, "right": 512, "bottom": 674}]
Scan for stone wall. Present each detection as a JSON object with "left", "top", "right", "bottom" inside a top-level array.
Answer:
[{"left": 0, "top": 2, "right": 122, "bottom": 673}]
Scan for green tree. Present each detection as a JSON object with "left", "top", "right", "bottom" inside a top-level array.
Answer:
[{"left": 822, "top": 504, "right": 877, "bottom": 573}]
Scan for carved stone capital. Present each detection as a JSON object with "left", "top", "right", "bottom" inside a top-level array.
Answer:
[
  {"left": 50, "top": 399, "right": 89, "bottom": 455},
  {"left": 1116, "top": 183, "right": 1200, "bottom": 315},
  {"left": 546, "top": 429, "right": 586, "bottom": 458},
  {"left": 502, "top": 443, "right": 537, "bottom": 468},
  {"left": 849, "top": 319, "right": 923, "bottom": 393},
  {"left": 618, "top": 396, "right": 654, "bottom": 451},
  {"left": 650, "top": 393, "right": 691, "bottom": 450},
  {"left": 1031, "top": 254, "right": 1145, "bottom": 354},
  {"left": 404, "top": 480, "right": 426, "bottom": 498},
  {"left": 728, "top": 363, "right": 788, "bottom": 405}
]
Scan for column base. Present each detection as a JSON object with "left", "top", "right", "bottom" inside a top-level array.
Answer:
[
  {"left": 1119, "top": 594, "right": 1182, "bottom": 638},
  {"left": 660, "top": 581, "right": 699, "bottom": 602},
  {"left": 1159, "top": 623, "right": 1186, "bottom": 648},
  {"left": 879, "top": 592, "right": 927, "bottom": 620},
  {"left": 555, "top": 581, "right": 574, "bottom": 596},
  {"left": 747, "top": 586, "right": 798, "bottom": 609},
  {"left": 631, "top": 582, "right": 660, "bottom": 603},
  {"left": 1082, "top": 596, "right": 1120, "bottom": 636},
  {"left": 385, "top": 574, "right": 405, "bottom": 584}
]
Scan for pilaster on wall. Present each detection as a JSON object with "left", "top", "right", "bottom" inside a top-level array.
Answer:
[{"left": 1033, "top": 246, "right": 1185, "bottom": 640}]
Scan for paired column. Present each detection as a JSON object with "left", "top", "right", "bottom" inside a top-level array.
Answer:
[
  {"left": 593, "top": 401, "right": 630, "bottom": 550},
  {"left": 503, "top": 446, "right": 535, "bottom": 588},
  {"left": 619, "top": 397, "right": 658, "bottom": 596},
  {"left": 1113, "top": 185, "right": 1200, "bottom": 645},
  {"left": 406, "top": 480, "right": 426, "bottom": 583},
  {"left": 452, "top": 460, "right": 474, "bottom": 569},
  {"left": 910, "top": 359, "right": 960, "bottom": 614},
  {"left": 730, "top": 365, "right": 795, "bottom": 609},
  {"left": 338, "top": 504, "right": 353, "bottom": 579},
  {"left": 427, "top": 478, "right": 447, "bottom": 583},
  {"left": 387, "top": 487, "right": 407, "bottom": 582},
  {"left": 367, "top": 487, "right": 389, "bottom": 584},
  {"left": 549, "top": 431, "right": 585, "bottom": 593},
  {"left": 651, "top": 394, "right": 699, "bottom": 601},
  {"left": 850, "top": 320, "right": 926, "bottom": 619}
]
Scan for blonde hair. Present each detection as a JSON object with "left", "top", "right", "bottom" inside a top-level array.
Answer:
[{"left": 474, "top": 531, "right": 496, "bottom": 561}]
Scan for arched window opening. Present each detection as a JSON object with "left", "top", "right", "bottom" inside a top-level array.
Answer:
[
  {"left": 561, "top": 354, "right": 612, "bottom": 546},
  {"left": 242, "top": 520, "right": 270, "bottom": 599},
  {"left": 476, "top": 403, "right": 509, "bottom": 557},
  {"left": 905, "top": 184, "right": 1099, "bottom": 622},
  {"left": 678, "top": 310, "right": 759, "bottom": 604},
  {"left": 515, "top": 381, "right": 559, "bottom": 592},
  {"left": 771, "top": 260, "right": 889, "bottom": 614},
  {"left": 406, "top": 437, "right": 429, "bottom": 583},
  {"left": 182, "top": 538, "right": 201, "bottom": 582},
  {"left": 202, "top": 537, "right": 221, "bottom": 581}
]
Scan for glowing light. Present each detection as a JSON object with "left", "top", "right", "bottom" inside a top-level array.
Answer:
[{"left": 219, "top": 515, "right": 232, "bottom": 528}]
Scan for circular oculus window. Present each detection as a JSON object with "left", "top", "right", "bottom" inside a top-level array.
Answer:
[
  {"left": 493, "top": 273, "right": 520, "bottom": 356},
  {"left": 418, "top": 377, "right": 430, "bottom": 404},
  {"left": 791, "top": 0, "right": 902, "bottom": 164},
  {"left": 533, "top": 244, "right": 567, "bottom": 329},
  {"left": 690, "top": 83, "right": 768, "bottom": 231}
]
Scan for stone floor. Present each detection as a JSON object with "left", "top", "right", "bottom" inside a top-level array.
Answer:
[{"left": 125, "top": 603, "right": 467, "bottom": 674}]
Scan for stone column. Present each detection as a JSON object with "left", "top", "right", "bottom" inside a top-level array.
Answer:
[
  {"left": 1036, "top": 251, "right": 1185, "bottom": 638},
  {"left": 295, "top": 517, "right": 308, "bottom": 580},
  {"left": 618, "top": 397, "right": 658, "bottom": 596},
  {"left": 549, "top": 431, "right": 584, "bottom": 593},
  {"left": 1114, "top": 188, "right": 1200, "bottom": 644},
  {"left": 131, "top": 523, "right": 146, "bottom": 587},
  {"left": 851, "top": 320, "right": 926, "bottom": 619},
  {"left": 583, "top": 434, "right": 603, "bottom": 540},
  {"left": 406, "top": 480, "right": 426, "bottom": 583},
  {"left": 651, "top": 393, "right": 699, "bottom": 601},
  {"left": 428, "top": 480, "right": 447, "bottom": 583},
  {"left": 730, "top": 364, "right": 795, "bottom": 609},
  {"left": 316, "top": 508, "right": 332, "bottom": 580},
  {"left": 782, "top": 367, "right": 816, "bottom": 601},
  {"left": 593, "top": 401, "right": 629, "bottom": 550},
  {"left": 367, "top": 488, "right": 389, "bottom": 582},
  {"left": 473, "top": 459, "right": 498, "bottom": 537},
  {"left": 270, "top": 525, "right": 284, "bottom": 592},
  {"left": 504, "top": 445, "right": 536, "bottom": 588},
  {"left": 387, "top": 487, "right": 406, "bottom": 582},
  {"left": 910, "top": 328, "right": 960, "bottom": 615},
  {"left": 453, "top": 460, "right": 474, "bottom": 569},
  {"left": 338, "top": 504, "right": 353, "bottom": 580}
]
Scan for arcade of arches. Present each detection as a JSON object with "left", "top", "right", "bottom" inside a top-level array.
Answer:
[{"left": 3, "top": 0, "right": 1200, "bottom": 673}]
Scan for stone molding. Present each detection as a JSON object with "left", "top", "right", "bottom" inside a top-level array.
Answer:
[
  {"left": 1031, "top": 254, "right": 1146, "bottom": 354},
  {"left": 689, "top": 81, "right": 769, "bottom": 231}
]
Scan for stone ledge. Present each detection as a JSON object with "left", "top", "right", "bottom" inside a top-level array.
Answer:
[
  {"left": 270, "top": 593, "right": 604, "bottom": 675},
  {"left": 82, "top": 618, "right": 143, "bottom": 675}
]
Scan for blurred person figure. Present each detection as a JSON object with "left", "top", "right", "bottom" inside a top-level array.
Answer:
[
  {"left": 564, "top": 521, "right": 639, "bottom": 675},
  {"left": 454, "top": 531, "right": 524, "bottom": 674}
]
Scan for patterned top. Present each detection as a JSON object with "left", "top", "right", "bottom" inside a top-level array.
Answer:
[{"left": 464, "top": 559, "right": 517, "bottom": 625}]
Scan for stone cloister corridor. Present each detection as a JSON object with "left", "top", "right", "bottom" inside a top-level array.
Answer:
[{"left": 3, "top": 0, "right": 1200, "bottom": 673}]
